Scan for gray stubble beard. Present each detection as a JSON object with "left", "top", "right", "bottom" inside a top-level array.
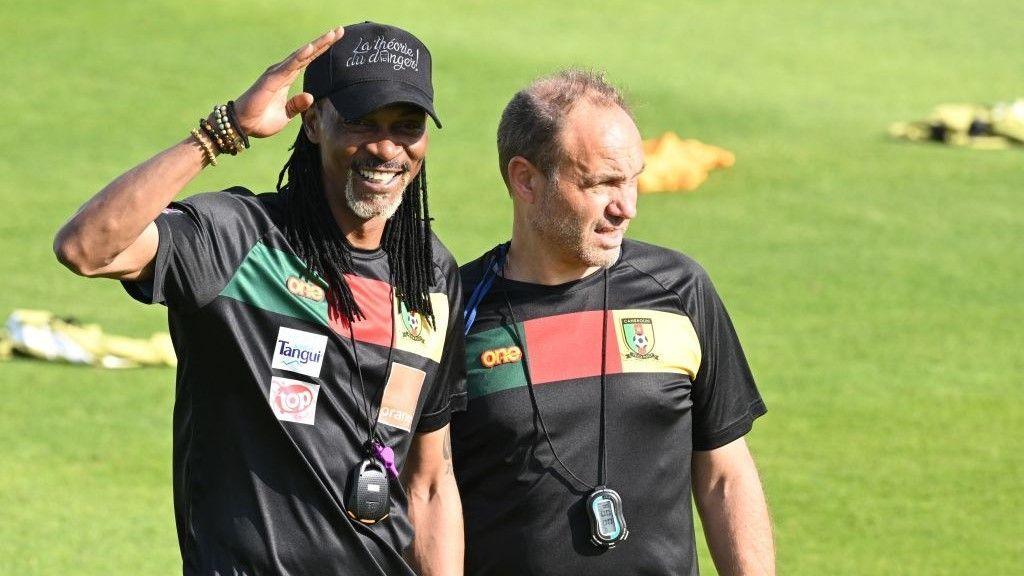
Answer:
[
  {"left": 528, "top": 182, "right": 618, "bottom": 269},
  {"left": 344, "top": 171, "right": 408, "bottom": 221}
]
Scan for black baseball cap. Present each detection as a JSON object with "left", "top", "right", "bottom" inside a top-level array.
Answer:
[{"left": 304, "top": 22, "right": 441, "bottom": 128}]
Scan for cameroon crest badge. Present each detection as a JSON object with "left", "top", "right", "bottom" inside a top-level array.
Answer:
[
  {"left": 621, "top": 317, "right": 657, "bottom": 360},
  {"left": 400, "top": 302, "right": 427, "bottom": 343}
]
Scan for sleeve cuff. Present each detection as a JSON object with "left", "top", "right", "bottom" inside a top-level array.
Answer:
[
  {"left": 121, "top": 277, "right": 156, "bottom": 304},
  {"left": 449, "top": 391, "right": 467, "bottom": 414},
  {"left": 693, "top": 398, "right": 767, "bottom": 451},
  {"left": 120, "top": 215, "right": 173, "bottom": 306},
  {"left": 415, "top": 401, "right": 453, "bottom": 433}
]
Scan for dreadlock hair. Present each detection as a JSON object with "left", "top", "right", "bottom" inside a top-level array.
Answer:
[{"left": 276, "top": 128, "right": 435, "bottom": 325}]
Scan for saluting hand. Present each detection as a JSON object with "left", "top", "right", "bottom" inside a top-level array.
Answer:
[{"left": 232, "top": 26, "right": 345, "bottom": 138}]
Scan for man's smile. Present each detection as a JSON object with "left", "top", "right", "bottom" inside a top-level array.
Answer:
[
  {"left": 349, "top": 159, "right": 412, "bottom": 194},
  {"left": 356, "top": 167, "right": 403, "bottom": 185}
]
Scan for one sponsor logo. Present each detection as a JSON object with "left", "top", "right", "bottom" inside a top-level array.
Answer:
[
  {"left": 269, "top": 377, "right": 320, "bottom": 425},
  {"left": 400, "top": 303, "right": 427, "bottom": 343},
  {"left": 271, "top": 327, "right": 328, "bottom": 378},
  {"left": 480, "top": 345, "right": 523, "bottom": 368},
  {"left": 621, "top": 318, "right": 658, "bottom": 360},
  {"left": 286, "top": 276, "right": 325, "bottom": 303}
]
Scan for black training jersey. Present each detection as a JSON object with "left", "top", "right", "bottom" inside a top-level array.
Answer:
[
  {"left": 123, "top": 188, "right": 466, "bottom": 576},
  {"left": 452, "top": 239, "right": 765, "bottom": 576}
]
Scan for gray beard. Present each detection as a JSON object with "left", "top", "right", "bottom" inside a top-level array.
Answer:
[
  {"left": 528, "top": 184, "right": 617, "bottom": 268},
  {"left": 344, "top": 172, "right": 406, "bottom": 221}
]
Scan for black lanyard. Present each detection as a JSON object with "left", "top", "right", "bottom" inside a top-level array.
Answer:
[
  {"left": 347, "top": 288, "right": 396, "bottom": 454},
  {"left": 489, "top": 243, "right": 606, "bottom": 491},
  {"left": 344, "top": 281, "right": 397, "bottom": 526},
  {"left": 466, "top": 243, "right": 630, "bottom": 547}
]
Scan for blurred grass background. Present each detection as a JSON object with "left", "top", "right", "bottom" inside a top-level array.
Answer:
[{"left": 1, "top": 0, "right": 1022, "bottom": 574}]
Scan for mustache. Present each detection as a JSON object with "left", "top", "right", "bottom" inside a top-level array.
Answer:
[
  {"left": 351, "top": 159, "right": 413, "bottom": 172},
  {"left": 599, "top": 218, "right": 628, "bottom": 229}
]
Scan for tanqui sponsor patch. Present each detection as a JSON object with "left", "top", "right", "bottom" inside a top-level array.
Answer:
[{"left": 272, "top": 327, "right": 328, "bottom": 378}]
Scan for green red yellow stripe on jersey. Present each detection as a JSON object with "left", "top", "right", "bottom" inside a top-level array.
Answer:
[
  {"left": 219, "top": 241, "right": 449, "bottom": 362},
  {"left": 466, "top": 309, "right": 700, "bottom": 399}
]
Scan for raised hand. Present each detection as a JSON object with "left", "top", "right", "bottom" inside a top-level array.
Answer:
[{"left": 232, "top": 26, "right": 344, "bottom": 138}]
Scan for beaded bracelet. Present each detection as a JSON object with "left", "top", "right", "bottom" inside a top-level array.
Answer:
[
  {"left": 212, "top": 105, "right": 233, "bottom": 154},
  {"left": 200, "top": 118, "right": 228, "bottom": 155},
  {"left": 213, "top": 104, "right": 244, "bottom": 155},
  {"left": 227, "top": 101, "right": 250, "bottom": 149},
  {"left": 190, "top": 128, "right": 218, "bottom": 166},
  {"left": 191, "top": 103, "right": 248, "bottom": 160}
]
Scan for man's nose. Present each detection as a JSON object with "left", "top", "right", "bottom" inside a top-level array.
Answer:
[
  {"left": 365, "top": 135, "right": 400, "bottom": 161},
  {"left": 607, "top": 186, "right": 638, "bottom": 221}
]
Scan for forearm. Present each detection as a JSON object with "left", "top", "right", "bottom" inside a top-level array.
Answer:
[
  {"left": 405, "top": 474, "right": 463, "bottom": 575},
  {"left": 54, "top": 134, "right": 212, "bottom": 274},
  {"left": 693, "top": 441, "right": 775, "bottom": 576},
  {"left": 54, "top": 25, "right": 343, "bottom": 276}
]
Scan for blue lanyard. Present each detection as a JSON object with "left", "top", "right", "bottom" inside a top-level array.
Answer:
[{"left": 463, "top": 243, "right": 507, "bottom": 335}]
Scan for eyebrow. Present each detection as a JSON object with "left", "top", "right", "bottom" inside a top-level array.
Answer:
[{"left": 583, "top": 164, "right": 646, "bottom": 186}]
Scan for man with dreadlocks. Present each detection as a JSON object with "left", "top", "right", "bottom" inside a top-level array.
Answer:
[{"left": 54, "top": 23, "right": 466, "bottom": 576}]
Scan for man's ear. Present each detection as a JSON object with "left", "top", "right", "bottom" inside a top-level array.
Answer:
[
  {"left": 507, "top": 156, "right": 546, "bottom": 204},
  {"left": 302, "top": 103, "right": 322, "bottom": 144}
]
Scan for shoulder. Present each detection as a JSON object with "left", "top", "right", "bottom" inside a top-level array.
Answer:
[
  {"left": 429, "top": 232, "right": 458, "bottom": 271},
  {"left": 428, "top": 232, "right": 461, "bottom": 293},
  {"left": 618, "top": 238, "right": 711, "bottom": 294},
  {"left": 619, "top": 240, "right": 733, "bottom": 339},
  {"left": 173, "top": 186, "right": 257, "bottom": 212},
  {"left": 458, "top": 248, "right": 498, "bottom": 297},
  {"left": 170, "top": 187, "right": 275, "bottom": 224},
  {"left": 169, "top": 187, "right": 281, "bottom": 239}
]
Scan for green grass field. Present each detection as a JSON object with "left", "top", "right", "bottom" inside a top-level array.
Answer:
[{"left": 2, "top": 1, "right": 1022, "bottom": 574}]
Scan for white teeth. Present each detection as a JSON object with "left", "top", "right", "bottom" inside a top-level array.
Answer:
[{"left": 357, "top": 169, "right": 398, "bottom": 183}]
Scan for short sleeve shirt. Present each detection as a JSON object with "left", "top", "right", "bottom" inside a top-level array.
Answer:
[
  {"left": 124, "top": 188, "right": 466, "bottom": 576},
  {"left": 451, "top": 239, "right": 765, "bottom": 576}
]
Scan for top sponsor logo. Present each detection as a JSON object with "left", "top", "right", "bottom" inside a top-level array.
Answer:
[
  {"left": 269, "top": 376, "right": 320, "bottom": 425},
  {"left": 271, "top": 327, "right": 328, "bottom": 378}
]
